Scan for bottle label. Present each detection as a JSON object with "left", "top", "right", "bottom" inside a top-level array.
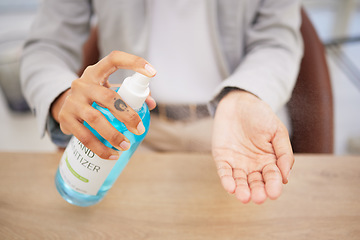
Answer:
[{"left": 59, "top": 137, "right": 119, "bottom": 195}]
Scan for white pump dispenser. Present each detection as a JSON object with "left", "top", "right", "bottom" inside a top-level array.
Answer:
[{"left": 117, "top": 73, "right": 150, "bottom": 110}]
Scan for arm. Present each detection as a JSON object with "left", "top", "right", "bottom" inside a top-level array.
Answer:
[
  {"left": 211, "top": 0, "right": 303, "bottom": 113},
  {"left": 20, "top": 0, "right": 92, "bottom": 146},
  {"left": 211, "top": 0, "right": 302, "bottom": 203},
  {"left": 20, "top": 0, "right": 157, "bottom": 158}
]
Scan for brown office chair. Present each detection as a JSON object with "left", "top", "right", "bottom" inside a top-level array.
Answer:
[
  {"left": 287, "top": 9, "right": 334, "bottom": 153},
  {"left": 79, "top": 8, "right": 334, "bottom": 153}
]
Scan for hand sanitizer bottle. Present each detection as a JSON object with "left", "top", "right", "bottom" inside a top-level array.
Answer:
[{"left": 55, "top": 72, "right": 151, "bottom": 207}]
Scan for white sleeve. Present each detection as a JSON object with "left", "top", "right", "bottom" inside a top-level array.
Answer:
[
  {"left": 211, "top": 0, "right": 303, "bottom": 113},
  {"left": 20, "top": 0, "right": 92, "bottom": 139}
]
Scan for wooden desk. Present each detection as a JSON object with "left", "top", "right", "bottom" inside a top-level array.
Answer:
[{"left": 0, "top": 152, "right": 359, "bottom": 239}]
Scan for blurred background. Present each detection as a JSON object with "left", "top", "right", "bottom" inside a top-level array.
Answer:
[{"left": 0, "top": 0, "right": 359, "bottom": 154}]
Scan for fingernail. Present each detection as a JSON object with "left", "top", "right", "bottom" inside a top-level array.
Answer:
[
  {"left": 137, "top": 121, "right": 145, "bottom": 134},
  {"left": 108, "top": 155, "right": 119, "bottom": 160},
  {"left": 145, "top": 64, "right": 157, "bottom": 76},
  {"left": 120, "top": 140, "right": 130, "bottom": 150}
]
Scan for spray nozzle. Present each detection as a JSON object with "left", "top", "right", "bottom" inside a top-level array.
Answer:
[
  {"left": 117, "top": 72, "right": 151, "bottom": 110},
  {"left": 132, "top": 72, "right": 150, "bottom": 86}
]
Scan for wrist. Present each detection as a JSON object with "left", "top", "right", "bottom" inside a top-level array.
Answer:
[
  {"left": 219, "top": 88, "right": 259, "bottom": 105},
  {"left": 51, "top": 89, "right": 71, "bottom": 123}
]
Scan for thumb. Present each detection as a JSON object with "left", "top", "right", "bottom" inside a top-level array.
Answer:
[{"left": 272, "top": 123, "right": 294, "bottom": 184}]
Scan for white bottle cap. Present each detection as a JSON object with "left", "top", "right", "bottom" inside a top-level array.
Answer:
[{"left": 117, "top": 72, "right": 151, "bottom": 110}]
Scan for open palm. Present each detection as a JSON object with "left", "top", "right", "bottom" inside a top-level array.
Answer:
[{"left": 212, "top": 91, "right": 294, "bottom": 204}]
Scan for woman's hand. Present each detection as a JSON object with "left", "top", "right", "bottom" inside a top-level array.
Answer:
[
  {"left": 212, "top": 90, "right": 294, "bottom": 204},
  {"left": 51, "top": 51, "right": 157, "bottom": 160}
]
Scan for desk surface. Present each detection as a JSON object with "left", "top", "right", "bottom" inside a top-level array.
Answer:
[{"left": 0, "top": 152, "right": 359, "bottom": 239}]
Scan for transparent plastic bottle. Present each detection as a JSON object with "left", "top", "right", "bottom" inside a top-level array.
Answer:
[{"left": 55, "top": 73, "right": 151, "bottom": 207}]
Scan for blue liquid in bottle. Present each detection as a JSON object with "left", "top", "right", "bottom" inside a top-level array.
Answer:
[{"left": 55, "top": 73, "right": 151, "bottom": 207}]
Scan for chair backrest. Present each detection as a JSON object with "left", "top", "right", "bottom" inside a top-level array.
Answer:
[
  {"left": 287, "top": 8, "right": 334, "bottom": 153},
  {"left": 78, "top": 27, "right": 99, "bottom": 76},
  {"left": 79, "top": 8, "right": 334, "bottom": 153}
]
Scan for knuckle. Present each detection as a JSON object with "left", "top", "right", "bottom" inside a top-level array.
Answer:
[
  {"left": 108, "top": 50, "right": 122, "bottom": 64},
  {"left": 58, "top": 110, "right": 66, "bottom": 123},
  {"left": 248, "top": 178, "right": 264, "bottom": 187},
  {"left": 83, "top": 108, "right": 100, "bottom": 124},
  {"left": 59, "top": 124, "right": 70, "bottom": 135},
  {"left": 76, "top": 133, "right": 91, "bottom": 147},
  {"left": 234, "top": 177, "right": 248, "bottom": 186},
  {"left": 108, "top": 50, "right": 118, "bottom": 58},
  {"left": 126, "top": 111, "right": 140, "bottom": 124},
  {"left": 108, "top": 131, "right": 122, "bottom": 144},
  {"left": 263, "top": 164, "right": 280, "bottom": 173},
  {"left": 82, "top": 65, "right": 95, "bottom": 76},
  {"left": 64, "top": 95, "right": 76, "bottom": 106},
  {"left": 70, "top": 78, "right": 85, "bottom": 91},
  {"left": 97, "top": 147, "right": 112, "bottom": 159},
  {"left": 102, "top": 89, "right": 117, "bottom": 102},
  {"left": 58, "top": 111, "right": 72, "bottom": 128},
  {"left": 70, "top": 79, "right": 80, "bottom": 89},
  {"left": 76, "top": 134, "right": 111, "bottom": 159},
  {"left": 133, "top": 56, "right": 146, "bottom": 67}
]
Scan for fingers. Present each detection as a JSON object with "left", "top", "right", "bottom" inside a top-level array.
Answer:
[
  {"left": 248, "top": 172, "right": 267, "bottom": 204},
  {"left": 262, "top": 163, "right": 282, "bottom": 200},
  {"left": 57, "top": 51, "right": 157, "bottom": 160},
  {"left": 234, "top": 168, "right": 251, "bottom": 203},
  {"left": 61, "top": 119, "right": 120, "bottom": 160},
  {"left": 58, "top": 89, "right": 138, "bottom": 159},
  {"left": 82, "top": 51, "right": 157, "bottom": 84},
  {"left": 215, "top": 162, "right": 283, "bottom": 204},
  {"left": 59, "top": 103, "right": 129, "bottom": 158},
  {"left": 80, "top": 107, "right": 131, "bottom": 151},
  {"left": 84, "top": 84, "right": 145, "bottom": 135},
  {"left": 247, "top": 166, "right": 282, "bottom": 204},
  {"left": 272, "top": 124, "right": 295, "bottom": 184},
  {"left": 76, "top": 52, "right": 156, "bottom": 136},
  {"left": 215, "top": 160, "right": 252, "bottom": 204},
  {"left": 215, "top": 160, "right": 236, "bottom": 194},
  {"left": 109, "top": 85, "right": 157, "bottom": 110},
  {"left": 146, "top": 95, "right": 157, "bottom": 111}
]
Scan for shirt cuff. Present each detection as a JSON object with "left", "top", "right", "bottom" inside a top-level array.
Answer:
[{"left": 46, "top": 114, "right": 72, "bottom": 148}]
